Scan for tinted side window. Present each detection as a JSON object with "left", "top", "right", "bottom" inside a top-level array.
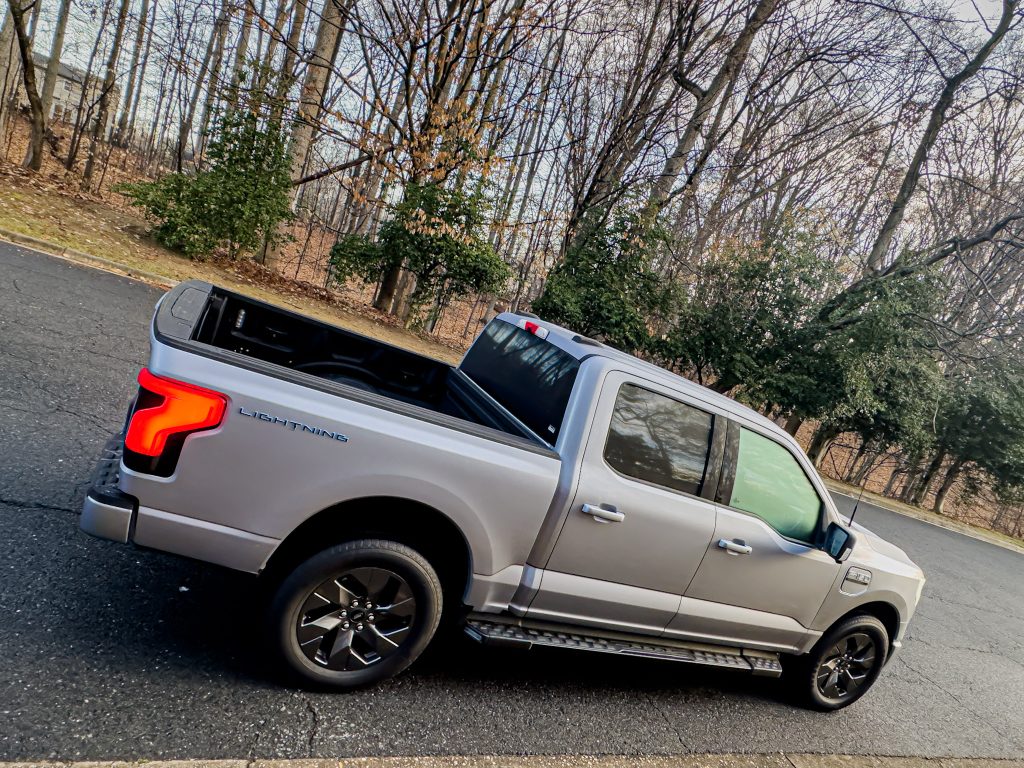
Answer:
[
  {"left": 729, "top": 428, "right": 821, "bottom": 542},
  {"left": 604, "top": 384, "right": 714, "bottom": 495}
]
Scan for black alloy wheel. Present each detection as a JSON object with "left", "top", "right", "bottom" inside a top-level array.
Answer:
[
  {"left": 791, "top": 613, "right": 889, "bottom": 711},
  {"left": 815, "top": 631, "right": 877, "bottom": 702},
  {"left": 297, "top": 566, "right": 417, "bottom": 670},
  {"left": 269, "top": 539, "right": 442, "bottom": 689}
]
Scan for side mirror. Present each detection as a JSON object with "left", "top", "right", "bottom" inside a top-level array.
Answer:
[{"left": 824, "top": 522, "right": 856, "bottom": 563}]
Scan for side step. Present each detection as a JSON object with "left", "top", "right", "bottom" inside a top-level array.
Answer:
[{"left": 464, "top": 615, "right": 783, "bottom": 677}]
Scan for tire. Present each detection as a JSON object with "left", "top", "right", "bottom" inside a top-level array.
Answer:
[
  {"left": 789, "top": 614, "right": 889, "bottom": 711},
  {"left": 268, "top": 538, "right": 442, "bottom": 689}
]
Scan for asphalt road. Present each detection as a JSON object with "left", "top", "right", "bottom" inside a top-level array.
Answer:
[{"left": 1, "top": 243, "right": 1022, "bottom": 761}]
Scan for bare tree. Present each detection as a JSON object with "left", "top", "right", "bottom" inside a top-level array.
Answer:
[
  {"left": 120, "top": 0, "right": 158, "bottom": 150},
  {"left": 226, "top": 0, "right": 253, "bottom": 107},
  {"left": 113, "top": 0, "right": 152, "bottom": 146},
  {"left": 40, "top": 0, "right": 73, "bottom": 119},
  {"left": 175, "top": 0, "right": 230, "bottom": 169},
  {"left": 6, "top": 0, "right": 44, "bottom": 170},
  {"left": 263, "top": 0, "right": 350, "bottom": 269},
  {"left": 864, "top": 0, "right": 1019, "bottom": 273},
  {"left": 82, "top": 0, "right": 132, "bottom": 187},
  {"left": 644, "top": 0, "right": 783, "bottom": 219},
  {"left": 0, "top": 7, "right": 20, "bottom": 149}
]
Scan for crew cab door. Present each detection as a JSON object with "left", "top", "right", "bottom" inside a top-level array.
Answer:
[
  {"left": 670, "top": 421, "right": 841, "bottom": 649},
  {"left": 526, "top": 371, "right": 722, "bottom": 635}
]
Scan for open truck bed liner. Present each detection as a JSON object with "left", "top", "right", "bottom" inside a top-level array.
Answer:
[{"left": 154, "top": 281, "right": 553, "bottom": 455}]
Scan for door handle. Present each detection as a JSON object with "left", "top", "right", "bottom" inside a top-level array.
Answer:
[
  {"left": 718, "top": 538, "right": 752, "bottom": 555},
  {"left": 581, "top": 503, "right": 624, "bottom": 523}
]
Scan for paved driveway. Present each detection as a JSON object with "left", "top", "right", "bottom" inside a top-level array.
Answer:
[{"left": 1, "top": 243, "right": 1021, "bottom": 760}]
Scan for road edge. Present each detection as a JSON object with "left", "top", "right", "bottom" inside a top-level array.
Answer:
[
  {"left": 1, "top": 757, "right": 1022, "bottom": 768},
  {"left": 826, "top": 481, "right": 1024, "bottom": 555},
  {"left": 0, "top": 227, "right": 177, "bottom": 288}
]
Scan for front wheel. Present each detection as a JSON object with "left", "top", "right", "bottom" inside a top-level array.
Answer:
[
  {"left": 790, "top": 614, "right": 888, "bottom": 711},
  {"left": 268, "top": 539, "right": 442, "bottom": 689}
]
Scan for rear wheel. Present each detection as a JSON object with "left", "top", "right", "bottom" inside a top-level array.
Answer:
[
  {"left": 268, "top": 539, "right": 442, "bottom": 689},
  {"left": 791, "top": 614, "right": 888, "bottom": 711}
]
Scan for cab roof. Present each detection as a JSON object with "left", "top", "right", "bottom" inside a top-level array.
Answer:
[{"left": 494, "top": 311, "right": 791, "bottom": 441}]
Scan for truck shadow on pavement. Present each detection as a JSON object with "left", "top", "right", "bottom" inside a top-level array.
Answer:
[{"left": 63, "top": 526, "right": 788, "bottom": 708}]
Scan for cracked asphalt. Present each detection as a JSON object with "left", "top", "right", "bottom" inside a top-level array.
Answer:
[{"left": 1, "top": 243, "right": 1022, "bottom": 761}]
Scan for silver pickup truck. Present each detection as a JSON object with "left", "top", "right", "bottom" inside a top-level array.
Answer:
[{"left": 81, "top": 281, "right": 925, "bottom": 710}]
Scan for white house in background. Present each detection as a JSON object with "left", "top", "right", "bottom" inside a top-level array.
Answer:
[{"left": 16, "top": 53, "right": 120, "bottom": 138}]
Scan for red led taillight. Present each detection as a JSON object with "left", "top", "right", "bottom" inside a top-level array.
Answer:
[{"left": 125, "top": 369, "right": 227, "bottom": 456}]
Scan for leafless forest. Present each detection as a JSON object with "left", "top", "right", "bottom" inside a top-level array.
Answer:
[{"left": 2, "top": 0, "right": 1024, "bottom": 535}]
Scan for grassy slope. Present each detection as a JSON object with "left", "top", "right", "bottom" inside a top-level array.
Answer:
[{"left": 0, "top": 166, "right": 461, "bottom": 364}]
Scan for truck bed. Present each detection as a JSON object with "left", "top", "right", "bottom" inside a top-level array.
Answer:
[{"left": 156, "top": 282, "right": 545, "bottom": 447}]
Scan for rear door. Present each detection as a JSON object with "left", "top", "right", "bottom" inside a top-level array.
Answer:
[
  {"left": 674, "top": 421, "right": 840, "bottom": 648},
  {"left": 526, "top": 371, "right": 723, "bottom": 635}
]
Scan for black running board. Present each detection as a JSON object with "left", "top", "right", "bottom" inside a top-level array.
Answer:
[{"left": 464, "top": 614, "right": 783, "bottom": 677}]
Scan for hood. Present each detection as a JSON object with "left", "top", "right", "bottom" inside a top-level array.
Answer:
[{"left": 846, "top": 518, "right": 922, "bottom": 574}]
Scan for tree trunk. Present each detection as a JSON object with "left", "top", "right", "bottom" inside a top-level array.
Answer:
[
  {"left": 864, "top": 0, "right": 1015, "bottom": 273},
  {"left": 82, "top": 0, "right": 132, "bottom": 188},
  {"left": 644, "top": 0, "right": 781, "bottom": 219},
  {"left": 783, "top": 414, "right": 804, "bottom": 437},
  {"left": 806, "top": 425, "right": 838, "bottom": 468},
  {"left": 933, "top": 460, "right": 964, "bottom": 516},
  {"left": 911, "top": 451, "right": 946, "bottom": 506},
  {"left": 900, "top": 461, "right": 923, "bottom": 503},
  {"left": 348, "top": 82, "right": 405, "bottom": 235},
  {"left": 113, "top": 0, "right": 151, "bottom": 146},
  {"left": 8, "top": 0, "right": 44, "bottom": 170},
  {"left": 227, "top": 0, "right": 254, "bottom": 108},
  {"left": 882, "top": 462, "right": 904, "bottom": 496},
  {"left": 844, "top": 442, "right": 871, "bottom": 483},
  {"left": 197, "top": 9, "right": 231, "bottom": 159},
  {"left": 176, "top": 0, "right": 230, "bottom": 170},
  {"left": 265, "top": 0, "right": 348, "bottom": 271},
  {"left": 374, "top": 263, "right": 402, "bottom": 312},
  {"left": 121, "top": 0, "right": 157, "bottom": 152},
  {"left": 141, "top": 27, "right": 173, "bottom": 167},
  {"left": 255, "top": 0, "right": 290, "bottom": 95},
  {"left": 0, "top": 8, "right": 19, "bottom": 149},
  {"left": 268, "top": 0, "right": 308, "bottom": 122},
  {"left": 395, "top": 270, "right": 418, "bottom": 325},
  {"left": 40, "top": 0, "right": 72, "bottom": 119},
  {"left": 25, "top": 0, "right": 40, "bottom": 41},
  {"left": 285, "top": 0, "right": 346, "bottom": 183},
  {"left": 560, "top": 1, "right": 683, "bottom": 252},
  {"left": 64, "top": 0, "right": 108, "bottom": 171},
  {"left": 852, "top": 448, "right": 884, "bottom": 487}
]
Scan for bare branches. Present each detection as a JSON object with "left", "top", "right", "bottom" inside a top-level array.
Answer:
[
  {"left": 291, "top": 151, "right": 370, "bottom": 186},
  {"left": 864, "top": 0, "right": 1020, "bottom": 273}
]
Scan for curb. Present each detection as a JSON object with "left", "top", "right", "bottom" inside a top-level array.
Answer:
[
  {"left": 825, "top": 483, "right": 1024, "bottom": 556},
  {"left": 0, "top": 226, "right": 177, "bottom": 288},
  {"left": 0, "top": 757, "right": 1022, "bottom": 768}
]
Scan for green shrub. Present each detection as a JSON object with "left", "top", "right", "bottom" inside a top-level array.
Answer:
[
  {"left": 120, "top": 108, "right": 292, "bottom": 259},
  {"left": 533, "top": 209, "right": 671, "bottom": 351},
  {"left": 330, "top": 182, "right": 510, "bottom": 327}
]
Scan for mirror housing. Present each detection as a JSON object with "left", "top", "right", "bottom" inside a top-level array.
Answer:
[{"left": 824, "top": 522, "right": 856, "bottom": 563}]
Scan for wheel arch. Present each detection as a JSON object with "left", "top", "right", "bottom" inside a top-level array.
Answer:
[
  {"left": 261, "top": 495, "right": 474, "bottom": 605},
  {"left": 833, "top": 601, "right": 901, "bottom": 656}
]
